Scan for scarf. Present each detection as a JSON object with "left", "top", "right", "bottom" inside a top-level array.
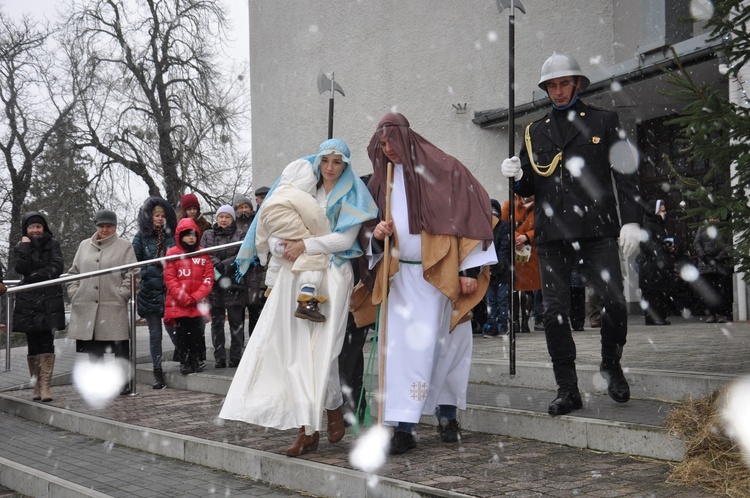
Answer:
[
  {"left": 154, "top": 226, "right": 166, "bottom": 258},
  {"left": 234, "top": 138, "right": 378, "bottom": 280}
]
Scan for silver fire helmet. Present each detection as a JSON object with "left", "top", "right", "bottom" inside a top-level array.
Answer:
[{"left": 538, "top": 52, "right": 590, "bottom": 92}]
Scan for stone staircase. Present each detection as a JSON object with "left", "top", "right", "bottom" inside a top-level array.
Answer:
[
  {"left": 0, "top": 317, "right": 744, "bottom": 497},
  {"left": 131, "top": 354, "right": 731, "bottom": 462}
]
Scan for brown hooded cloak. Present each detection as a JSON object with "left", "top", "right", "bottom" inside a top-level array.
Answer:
[{"left": 354, "top": 113, "right": 494, "bottom": 330}]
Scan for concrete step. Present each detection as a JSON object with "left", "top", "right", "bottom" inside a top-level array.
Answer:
[
  {"left": 138, "top": 355, "right": 735, "bottom": 403},
  {"left": 468, "top": 359, "right": 735, "bottom": 401},
  {"left": 0, "top": 452, "right": 109, "bottom": 498},
  {"left": 0, "top": 394, "right": 472, "bottom": 498},
  {"left": 135, "top": 361, "right": 688, "bottom": 461}
]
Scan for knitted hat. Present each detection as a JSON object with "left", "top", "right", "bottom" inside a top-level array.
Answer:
[
  {"left": 94, "top": 209, "right": 118, "bottom": 226},
  {"left": 23, "top": 214, "right": 47, "bottom": 232},
  {"left": 180, "top": 193, "right": 200, "bottom": 210},
  {"left": 216, "top": 204, "right": 235, "bottom": 220},
  {"left": 233, "top": 194, "right": 253, "bottom": 210}
]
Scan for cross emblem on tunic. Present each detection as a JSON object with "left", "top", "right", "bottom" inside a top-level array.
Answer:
[{"left": 410, "top": 382, "right": 429, "bottom": 401}]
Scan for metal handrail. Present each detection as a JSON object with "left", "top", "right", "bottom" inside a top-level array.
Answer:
[{"left": 1, "top": 240, "right": 244, "bottom": 390}]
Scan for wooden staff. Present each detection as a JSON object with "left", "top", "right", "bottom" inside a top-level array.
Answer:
[{"left": 377, "top": 162, "right": 394, "bottom": 426}]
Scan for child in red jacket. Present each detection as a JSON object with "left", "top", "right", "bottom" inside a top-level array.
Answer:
[{"left": 164, "top": 218, "right": 214, "bottom": 375}]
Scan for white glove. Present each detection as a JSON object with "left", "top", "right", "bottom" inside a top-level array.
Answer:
[
  {"left": 619, "top": 223, "right": 641, "bottom": 257},
  {"left": 501, "top": 156, "right": 523, "bottom": 181}
]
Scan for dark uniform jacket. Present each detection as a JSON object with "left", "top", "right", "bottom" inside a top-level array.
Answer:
[{"left": 515, "top": 99, "right": 641, "bottom": 243}]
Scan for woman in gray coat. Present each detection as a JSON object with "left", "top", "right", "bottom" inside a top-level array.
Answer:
[{"left": 67, "top": 210, "right": 140, "bottom": 393}]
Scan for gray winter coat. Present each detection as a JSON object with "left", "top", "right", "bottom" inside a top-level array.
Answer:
[{"left": 67, "top": 232, "right": 140, "bottom": 341}]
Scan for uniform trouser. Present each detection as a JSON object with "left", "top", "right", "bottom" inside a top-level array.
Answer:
[
  {"left": 536, "top": 237, "right": 628, "bottom": 384},
  {"left": 210, "top": 305, "right": 245, "bottom": 363},
  {"left": 26, "top": 330, "right": 54, "bottom": 356},
  {"left": 570, "top": 286, "right": 586, "bottom": 329}
]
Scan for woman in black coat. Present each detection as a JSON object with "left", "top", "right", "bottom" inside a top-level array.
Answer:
[
  {"left": 201, "top": 205, "right": 247, "bottom": 368},
  {"left": 638, "top": 200, "right": 674, "bottom": 325},
  {"left": 13, "top": 211, "right": 65, "bottom": 401},
  {"left": 132, "top": 197, "right": 178, "bottom": 388}
]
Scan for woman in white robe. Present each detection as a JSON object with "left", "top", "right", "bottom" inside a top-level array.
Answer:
[{"left": 220, "top": 138, "right": 377, "bottom": 457}]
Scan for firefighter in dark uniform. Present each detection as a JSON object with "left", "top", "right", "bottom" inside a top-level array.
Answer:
[{"left": 501, "top": 52, "right": 642, "bottom": 417}]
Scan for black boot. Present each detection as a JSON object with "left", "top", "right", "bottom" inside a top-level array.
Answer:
[
  {"left": 152, "top": 368, "right": 166, "bottom": 389},
  {"left": 179, "top": 351, "right": 194, "bottom": 375},
  {"left": 548, "top": 386, "right": 583, "bottom": 417},
  {"left": 549, "top": 363, "right": 582, "bottom": 417},
  {"left": 190, "top": 353, "right": 202, "bottom": 374},
  {"left": 600, "top": 359, "right": 630, "bottom": 403}
]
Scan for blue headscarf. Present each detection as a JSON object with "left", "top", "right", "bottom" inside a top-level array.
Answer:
[{"left": 235, "top": 138, "right": 378, "bottom": 280}]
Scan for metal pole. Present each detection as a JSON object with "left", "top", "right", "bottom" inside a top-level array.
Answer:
[
  {"left": 1, "top": 240, "right": 244, "bottom": 296},
  {"left": 126, "top": 273, "right": 138, "bottom": 396},
  {"left": 498, "top": 0, "right": 525, "bottom": 375},
  {"left": 328, "top": 95, "right": 334, "bottom": 139},
  {"left": 4, "top": 294, "right": 10, "bottom": 372}
]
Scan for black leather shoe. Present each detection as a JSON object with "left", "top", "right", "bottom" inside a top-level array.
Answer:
[
  {"left": 600, "top": 361, "right": 630, "bottom": 403},
  {"left": 228, "top": 360, "right": 239, "bottom": 368},
  {"left": 437, "top": 419, "right": 462, "bottom": 443},
  {"left": 548, "top": 387, "right": 583, "bottom": 417},
  {"left": 389, "top": 431, "right": 417, "bottom": 455},
  {"left": 215, "top": 359, "right": 226, "bottom": 369}
]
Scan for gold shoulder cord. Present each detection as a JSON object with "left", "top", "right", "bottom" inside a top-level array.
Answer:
[{"left": 525, "top": 122, "right": 562, "bottom": 177}]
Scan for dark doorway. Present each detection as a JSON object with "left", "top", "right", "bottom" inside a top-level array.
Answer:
[
  {"left": 636, "top": 114, "right": 727, "bottom": 257},
  {"left": 637, "top": 114, "right": 731, "bottom": 315}
]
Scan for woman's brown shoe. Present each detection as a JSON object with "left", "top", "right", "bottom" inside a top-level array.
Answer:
[
  {"left": 285, "top": 427, "right": 320, "bottom": 457},
  {"left": 326, "top": 406, "right": 345, "bottom": 443}
]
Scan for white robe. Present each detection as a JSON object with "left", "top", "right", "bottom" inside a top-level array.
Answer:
[
  {"left": 219, "top": 187, "right": 358, "bottom": 435},
  {"left": 371, "top": 164, "right": 495, "bottom": 425}
]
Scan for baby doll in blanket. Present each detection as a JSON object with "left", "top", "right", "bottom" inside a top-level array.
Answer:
[{"left": 255, "top": 159, "right": 331, "bottom": 322}]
